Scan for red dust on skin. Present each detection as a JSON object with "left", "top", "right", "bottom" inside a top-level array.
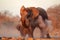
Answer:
[{"left": 17, "top": 6, "right": 50, "bottom": 38}]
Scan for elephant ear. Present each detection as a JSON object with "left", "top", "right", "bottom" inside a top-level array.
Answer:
[
  {"left": 30, "top": 7, "right": 39, "bottom": 19},
  {"left": 20, "top": 6, "right": 28, "bottom": 24},
  {"left": 20, "top": 6, "right": 25, "bottom": 16}
]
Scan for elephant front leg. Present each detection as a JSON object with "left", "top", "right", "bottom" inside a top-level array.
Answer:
[{"left": 28, "top": 26, "right": 35, "bottom": 38}]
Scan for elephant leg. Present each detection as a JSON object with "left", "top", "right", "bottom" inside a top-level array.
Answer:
[
  {"left": 46, "top": 33, "right": 50, "bottom": 38},
  {"left": 39, "top": 27, "right": 50, "bottom": 38},
  {"left": 28, "top": 26, "right": 35, "bottom": 38},
  {"left": 39, "top": 27, "right": 45, "bottom": 38}
]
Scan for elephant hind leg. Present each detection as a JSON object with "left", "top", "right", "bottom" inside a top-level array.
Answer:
[
  {"left": 39, "top": 28, "right": 50, "bottom": 38},
  {"left": 46, "top": 33, "right": 51, "bottom": 38}
]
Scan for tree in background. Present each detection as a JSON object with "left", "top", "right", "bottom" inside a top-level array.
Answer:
[{"left": 47, "top": 5, "right": 60, "bottom": 38}]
